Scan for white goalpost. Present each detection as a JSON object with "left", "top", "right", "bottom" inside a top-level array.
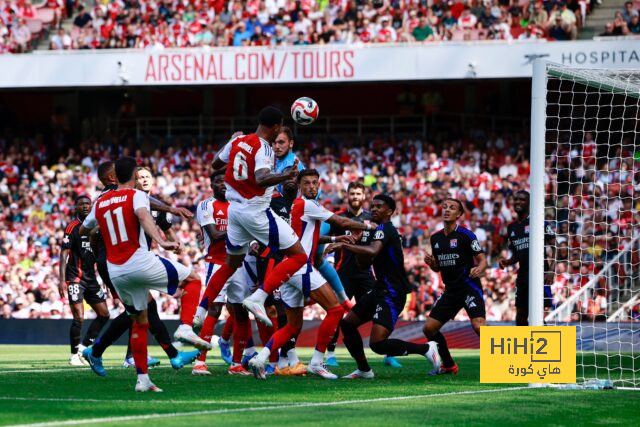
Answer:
[{"left": 530, "top": 61, "right": 640, "bottom": 390}]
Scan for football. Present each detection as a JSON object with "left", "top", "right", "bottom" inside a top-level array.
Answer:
[{"left": 291, "top": 97, "right": 319, "bottom": 125}]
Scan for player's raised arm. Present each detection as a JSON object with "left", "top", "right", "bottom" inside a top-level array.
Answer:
[
  {"left": 254, "top": 158, "right": 299, "bottom": 188},
  {"left": 212, "top": 131, "right": 243, "bottom": 170},
  {"left": 148, "top": 196, "right": 193, "bottom": 219},
  {"left": 325, "top": 212, "right": 374, "bottom": 233}
]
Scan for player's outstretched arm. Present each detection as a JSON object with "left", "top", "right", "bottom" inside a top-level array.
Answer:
[
  {"left": 326, "top": 214, "right": 373, "bottom": 233},
  {"left": 203, "top": 224, "right": 226, "bottom": 242},
  {"left": 149, "top": 196, "right": 193, "bottom": 219},
  {"left": 254, "top": 159, "right": 299, "bottom": 188},
  {"left": 135, "top": 207, "right": 180, "bottom": 252},
  {"left": 424, "top": 252, "right": 440, "bottom": 272},
  {"left": 326, "top": 240, "right": 383, "bottom": 258}
]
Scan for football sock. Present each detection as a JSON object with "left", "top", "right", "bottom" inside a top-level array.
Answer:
[
  {"left": 125, "top": 326, "right": 133, "bottom": 359},
  {"left": 130, "top": 322, "right": 149, "bottom": 374},
  {"left": 317, "top": 261, "right": 348, "bottom": 302},
  {"left": 69, "top": 318, "right": 82, "bottom": 354},
  {"left": 197, "top": 314, "right": 217, "bottom": 362},
  {"left": 431, "top": 331, "right": 455, "bottom": 367},
  {"left": 315, "top": 306, "right": 344, "bottom": 353},
  {"left": 245, "top": 334, "right": 255, "bottom": 354},
  {"left": 369, "top": 339, "right": 429, "bottom": 357},
  {"left": 256, "top": 319, "right": 278, "bottom": 363},
  {"left": 263, "top": 324, "right": 299, "bottom": 359},
  {"left": 92, "top": 311, "right": 131, "bottom": 358},
  {"left": 82, "top": 315, "right": 109, "bottom": 347},
  {"left": 310, "top": 350, "right": 326, "bottom": 366},
  {"left": 262, "top": 252, "right": 307, "bottom": 294},
  {"left": 147, "top": 299, "right": 178, "bottom": 359},
  {"left": 179, "top": 279, "right": 201, "bottom": 326},
  {"left": 232, "top": 320, "right": 250, "bottom": 364},
  {"left": 327, "top": 328, "right": 340, "bottom": 353},
  {"left": 221, "top": 312, "right": 234, "bottom": 341},
  {"left": 200, "top": 264, "right": 235, "bottom": 310},
  {"left": 340, "top": 318, "right": 371, "bottom": 372},
  {"left": 287, "top": 347, "right": 299, "bottom": 366}
]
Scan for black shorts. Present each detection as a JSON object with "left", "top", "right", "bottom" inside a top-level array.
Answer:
[
  {"left": 515, "top": 278, "right": 553, "bottom": 309},
  {"left": 429, "top": 287, "right": 485, "bottom": 323},
  {"left": 66, "top": 280, "right": 106, "bottom": 305},
  {"left": 96, "top": 256, "right": 118, "bottom": 299},
  {"left": 340, "top": 273, "right": 376, "bottom": 302},
  {"left": 351, "top": 290, "right": 406, "bottom": 332}
]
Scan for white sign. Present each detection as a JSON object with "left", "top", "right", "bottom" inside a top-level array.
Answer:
[{"left": 0, "top": 40, "right": 638, "bottom": 88}]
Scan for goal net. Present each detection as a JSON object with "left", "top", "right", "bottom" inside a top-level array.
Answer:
[{"left": 530, "top": 62, "right": 640, "bottom": 389}]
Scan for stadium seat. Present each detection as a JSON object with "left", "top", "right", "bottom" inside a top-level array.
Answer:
[
  {"left": 26, "top": 19, "right": 43, "bottom": 40},
  {"left": 36, "top": 7, "right": 54, "bottom": 28}
]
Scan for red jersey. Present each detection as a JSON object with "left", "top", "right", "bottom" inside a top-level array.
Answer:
[
  {"left": 219, "top": 133, "right": 275, "bottom": 209},
  {"left": 84, "top": 188, "right": 149, "bottom": 266},
  {"left": 196, "top": 196, "right": 228, "bottom": 264}
]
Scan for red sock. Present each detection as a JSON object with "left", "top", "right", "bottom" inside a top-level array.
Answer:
[
  {"left": 265, "top": 323, "right": 299, "bottom": 354},
  {"left": 197, "top": 315, "right": 217, "bottom": 362},
  {"left": 221, "top": 312, "right": 234, "bottom": 341},
  {"left": 316, "top": 306, "right": 344, "bottom": 353},
  {"left": 130, "top": 322, "right": 149, "bottom": 375},
  {"left": 232, "top": 320, "right": 250, "bottom": 364},
  {"left": 263, "top": 253, "right": 307, "bottom": 294},
  {"left": 200, "top": 264, "right": 235, "bottom": 309},
  {"left": 257, "top": 320, "right": 277, "bottom": 363},
  {"left": 179, "top": 279, "right": 201, "bottom": 326}
]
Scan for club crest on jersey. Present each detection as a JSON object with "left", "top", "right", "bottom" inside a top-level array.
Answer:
[
  {"left": 450, "top": 239, "right": 457, "bottom": 248},
  {"left": 374, "top": 230, "right": 384, "bottom": 240}
]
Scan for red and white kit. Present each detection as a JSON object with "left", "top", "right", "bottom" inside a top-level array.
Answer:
[{"left": 83, "top": 188, "right": 190, "bottom": 312}]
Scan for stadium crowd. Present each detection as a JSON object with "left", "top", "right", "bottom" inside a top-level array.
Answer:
[
  {"left": 0, "top": 126, "right": 637, "bottom": 323},
  {"left": 0, "top": 0, "right": 612, "bottom": 53}
]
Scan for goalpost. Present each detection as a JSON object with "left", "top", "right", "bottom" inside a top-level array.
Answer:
[{"left": 530, "top": 61, "right": 640, "bottom": 390}]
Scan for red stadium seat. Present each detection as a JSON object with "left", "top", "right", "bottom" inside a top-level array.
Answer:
[
  {"left": 26, "top": 18, "right": 43, "bottom": 39},
  {"left": 37, "top": 7, "right": 54, "bottom": 27}
]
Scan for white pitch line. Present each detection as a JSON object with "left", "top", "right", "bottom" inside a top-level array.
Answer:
[
  {"left": 0, "top": 366, "right": 185, "bottom": 375},
  {"left": 0, "top": 397, "right": 272, "bottom": 406},
  {"left": 5, "top": 387, "right": 530, "bottom": 427}
]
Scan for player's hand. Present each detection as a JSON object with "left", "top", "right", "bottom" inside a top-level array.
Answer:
[
  {"left": 324, "top": 242, "right": 344, "bottom": 255},
  {"left": 288, "top": 159, "right": 300, "bottom": 178},
  {"left": 424, "top": 253, "right": 437, "bottom": 268},
  {"left": 161, "top": 240, "right": 180, "bottom": 253},
  {"left": 498, "top": 258, "right": 509, "bottom": 269},
  {"left": 231, "top": 131, "right": 243, "bottom": 139},
  {"left": 170, "top": 206, "right": 193, "bottom": 219},
  {"left": 350, "top": 230, "right": 363, "bottom": 242},
  {"left": 58, "top": 283, "right": 67, "bottom": 301},
  {"left": 469, "top": 267, "right": 484, "bottom": 279},
  {"left": 336, "top": 234, "right": 357, "bottom": 244},
  {"left": 249, "top": 240, "right": 260, "bottom": 256}
]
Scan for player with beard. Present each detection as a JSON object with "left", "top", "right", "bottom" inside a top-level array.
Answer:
[
  {"left": 84, "top": 166, "right": 200, "bottom": 375},
  {"left": 326, "top": 195, "right": 441, "bottom": 379},
  {"left": 325, "top": 182, "right": 402, "bottom": 369},
  {"left": 423, "top": 198, "right": 487, "bottom": 375},
  {"left": 60, "top": 195, "right": 110, "bottom": 366},
  {"left": 248, "top": 169, "right": 368, "bottom": 380},
  {"left": 499, "top": 191, "right": 555, "bottom": 325}
]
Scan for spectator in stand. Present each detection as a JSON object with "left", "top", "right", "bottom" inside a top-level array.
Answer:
[
  {"left": 531, "top": 1, "right": 548, "bottom": 28},
  {"left": 599, "top": 22, "right": 616, "bottom": 37},
  {"left": 50, "top": 28, "right": 73, "bottom": 50},
  {"left": 628, "top": 14, "right": 640, "bottom": 34},
  {"left": 73, "top": 4, "right": 92, "bottom": 30},
  {"left": 18, "top": 0, "right": 37, "bottom": 19},
  {"left": 13, "top": 18, "right": 31, "bottom": 52},
  {"left": 412, "top": 17, "right": 435, "bottom": 42},
  {"left": 621, "top": 1, "right": 639, "bottom": 24},
  {"left": 548, "top": 14, "right": 570, "bottom": 40},
  {"left": 611, "top": 11, "right": 631, "bottom": 35}
]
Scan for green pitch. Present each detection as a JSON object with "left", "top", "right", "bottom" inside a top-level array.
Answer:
[{"left": 0, "top": 345, "right": 637, "bottom": 426}]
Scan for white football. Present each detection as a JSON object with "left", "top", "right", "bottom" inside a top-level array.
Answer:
[{"left": 291, "top": 97, "right": 319, "bottom": 125}]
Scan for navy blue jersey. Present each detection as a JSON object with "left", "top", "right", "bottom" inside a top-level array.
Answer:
[
  {"left": 507, "top": 217, "right": 555, "bottom": 282},
  {"left": 371, "top": 221, "right": 411, "bottom": 296},
  {"left": 430, "top": 226, "right": 483, "bottom": 293},
  {"left": 62, "top": 217, "right": 97, "bottom": 283},
  {"left": 329, "top": 209, "right": 373, "bottom": 277}
]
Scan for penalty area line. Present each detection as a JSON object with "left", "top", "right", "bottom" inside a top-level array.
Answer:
[{"left": 6, "top": 386, "right": 530, "bottom": 427}]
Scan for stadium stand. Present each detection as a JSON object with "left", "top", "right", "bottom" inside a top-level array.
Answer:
[
  {"left": 3, "top": 125, "right": 634, "bottom": 323},
  {"left": 0, "top": 0, "right": 614, "bottom": 53}
]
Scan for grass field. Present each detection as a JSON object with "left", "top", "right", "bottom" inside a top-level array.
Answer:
[{"left": 0, "top": 345, "right": 637, "bottom": 427}]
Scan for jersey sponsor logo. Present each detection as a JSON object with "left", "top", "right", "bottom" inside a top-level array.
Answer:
[
  {"left": 471, "top": 240, "right": 482, "bottom": 252},
  {"left": 373, "top": 304, "right": 383, "bottom": 319},
  {"left": 450, "top": 238, "right": 457, "bottom": 248},
  {"left": 437, "top": 253, "right": 459, "bottom": 266},
  {"left": 374, "top": 230, "right": 384, "bottom": 240}
]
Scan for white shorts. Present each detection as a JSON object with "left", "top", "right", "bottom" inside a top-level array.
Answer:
[
  {"left": 226, "top": 255, "right": 259, "bottom": 304},
  {"left": 110, "top": 255, "right": 191, "bottom": 313},
  {"left": 280, "top": 268, "right": 325, "bottom": 308},
  {"left": 226, "top": 204, "right": 298, "bottom": 255},
  {"left": 204, "top": 263, "right": 229, "bottom": 304}
]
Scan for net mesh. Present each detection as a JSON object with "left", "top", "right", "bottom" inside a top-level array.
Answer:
[{"left": 542, "top": 64, "right": 640, "bottom": 389}]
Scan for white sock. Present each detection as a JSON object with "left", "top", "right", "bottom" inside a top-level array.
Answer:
[
  {"left": 326, "top": 350, "right": 335, "bottom": 360},
  {"left": 287, "top": 349, "right": 299, "bottom": 366},
  {"left": 195, "top": 306, "right": 206, "bottom": 320},
  {"left": 269, "top": 361, "right": 276, "bottom": 368},
  {"left": 244, "top": 346, "right": 256, "bottom": 356},
  {"left": 277, "top": 356, "right": 289, "bottom": 369},
  {"left": 337, "top": 290, "right": 349, "bottom": 303},
  {"left": 137, "top": 373, "right": 150, "bottom": 383},
  {"left": 310, "top": 350, "right": 325, "bottom": 366},
  {"left": 219, "top": 337, "right": 228, "bottom": 344},
  {"left": 250, "top": 288, "right": 268, "bottom": 303},
  {"left": 257, "top": 347, "right": 271, "bottom": 364}
]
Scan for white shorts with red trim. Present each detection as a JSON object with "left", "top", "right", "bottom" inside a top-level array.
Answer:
[
  {"left": 226, "top": 203, "right": 298, "bottom": 255},
  {"left": 280, "top": 267, "right": 325, "bottom": 308},
  {"left": 110, "top": 255, "right": 190, "bottom": 313}
]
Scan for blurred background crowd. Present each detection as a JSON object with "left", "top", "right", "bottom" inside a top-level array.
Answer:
[
  {"left": 2, "top": 122, "right": 636, "bottom": 323},
  {"left": 3, "top": 0, "right": 638, "bottom": 53}
]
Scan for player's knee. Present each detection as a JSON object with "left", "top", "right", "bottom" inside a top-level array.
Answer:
[
  {"left": 71, "top": 318, "right": 83, "bottom": 327},
  {"left": 369, "top": 339, "right": 387, "bottom": 355},
  {"left": 266, "top": 305, "right": 277, "bottom": 318},
  {"left": 96, "top": 315, "right": 110, "bottom": 326},
  {"left": 340, "top": 317, "right": 355, "bottom": 333},
  {"left": 422, "top": 323, "right": 435, "bottom": 338},
  {"left": 471, "top": 318, "right": 485, "bottom": 335}
]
